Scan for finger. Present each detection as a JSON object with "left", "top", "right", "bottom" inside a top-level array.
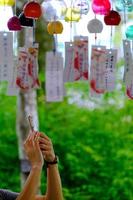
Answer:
[
  {"left": 34, "top": 131, "right": 39, "bottom": 138},
  {"left": 39, "top": 144, "right": 51, "bottom": 151},
  {"left": 34, "top": 132, "right": 40, "bottom": 142},
  {"left": 39, "top": 137, "right": 52, "bottom": 146},
  {"left": 39, "top": 141, "right": 53, "bottom": 151},
  {"left": 28, "top": 130, "right": 35, "bottom": 140},
  {"left": 34, "top": 132, "right": 41, "bottom": 148},
  {"left": 39, "top": 137, "right": 51, "bottom": 145},
  {"left": 39, "top": 132, "right": 50, "bottom": 141},
  {"left": 24, "top": 134, "right": 32, "bottom": 146},
  {"left": 30, "top": 131, "right": 38, "bottom": 141}
]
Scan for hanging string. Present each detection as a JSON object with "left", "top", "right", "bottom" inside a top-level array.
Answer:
[
  {"left": 14, "top": 0, "right": 18, "bottom": 56},
  {"left": 3, "top": 0, "right": 6, "bottom": 32},
  {"left": 79, "top": 0, "right": 82, "bottom": 39},
  {"left": 110, "top": 26, "right": 113, "bottom": 49},
  {"left": 14, "top": 0, "right": 17, "bottom": 15},
  {"left": 94, "top": 14, "right": 97, "bottom": 45},
  {"left": 25, "top": 0, "right": 36, "bottom": 45},
  {"left": 53, "top": 35, "right": 56, "bottom": 54},
  {"left": 53, "top": 16, "right": 57, "bottom": 54},
  {"left": 123, "top": 4, "right": 127, "bottom": 32},
  {"left": 109, "top": 0, "right": 113, "bottom": 49},
  {"left": 80, "top": 0, "right": 82, "bottom": 19},
  {"left": 3, "top": 0, "right": 5, "bottom": 11},
  {"left": 70, "top": 0, "right": 73, "bottom": 42},
  {"left": 33, "top": 19, "right": 36, "bottom": 45}
]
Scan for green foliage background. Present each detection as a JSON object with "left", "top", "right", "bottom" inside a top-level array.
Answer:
[{"left": 0, "top": 82, "right": 133, "bottom": 200}]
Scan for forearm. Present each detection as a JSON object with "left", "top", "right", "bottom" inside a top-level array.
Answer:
[
  {"left": 16, "top": 166, "right": 42, "bottom": 200},
  {"left": 45, "top": 164, "right": 63, "bottom": 200}
]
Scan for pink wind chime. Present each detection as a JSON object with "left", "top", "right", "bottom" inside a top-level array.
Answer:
[{"left": 88, "top": 0, "right": 121, "bottom": 98}]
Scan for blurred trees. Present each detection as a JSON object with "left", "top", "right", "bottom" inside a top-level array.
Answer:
[
  {"left": 0, "top": 83, "right": 133, "bottom": 199},
  {"left": 38, "top": 96, "right": 133, "bottom": 200}
]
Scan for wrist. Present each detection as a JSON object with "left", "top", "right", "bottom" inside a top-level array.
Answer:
[
  {"left": 45, "top": 155, "right": 59, "bottom": 168},
  {"left": 44, "top": 153, "right": 56, "bottom": 162}
]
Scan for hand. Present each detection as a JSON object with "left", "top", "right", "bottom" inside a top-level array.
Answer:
[
  {"left": 24, "top": 131, "right": 44, "bottom": 168},
  {"left": 39, "top": 133, "right": 55, "bottom": 162}
]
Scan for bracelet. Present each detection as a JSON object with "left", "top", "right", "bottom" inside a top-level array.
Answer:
[{"left": 45, "top": 155, "right": 58, "bottom": 168}]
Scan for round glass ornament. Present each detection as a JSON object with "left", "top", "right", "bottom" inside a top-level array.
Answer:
[
  {"left": 47, "top": 21, "right": 63, "bottom": 34},
  {"left": 74, "top": 0, "right": 89, "bottom": 15},
  {"left": 23, "top": 1, "right": 42, "bottom": 19},
  {"left": 7, "top": 16, "right": 22, "bottom": 31},
  {"left": 115, "top": 0, "right": 133, "bottom": 12},
  {"left": 19, "top": 12, "right": 34, "bottom": 27},
  {"left": 65, "top": 7, "right": 81, "bottom": 22},
  {"left": 0, "top": 0, "right": 15, "bottom": 6},
  {"left": 104, "top": 10, "right": 121, "bottom": 26},
  {"left": 41, "top": 0, "right": 67, "bottom": 21},
  {"left": 92, "top": 0, "right": 111, "bottom": 15},
  {"left": 87, "top": 18, "right": 103, "bottom": 33},
  {"left": 125, "top": 25, "right": 133, "bottom": 40}
]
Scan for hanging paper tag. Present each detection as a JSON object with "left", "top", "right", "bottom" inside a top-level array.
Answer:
[
  {"left": 0, "top": 32, "right": 14, "bottom": 81},
  {"left": 123, "top": 40, "right": 133, "bottom": 86},
  {"left": 104, "top": 49, "right": 117, "bottom": 91},
  {"left": 46, "top": 51, "right": 64, "bottom": 102},
  {"left": 64, "top": 42, "right": 75, "bottom": 82},
  {"left": 90, "top": 45, "right": 106, "bottom": 96},
  {"left": 16, "top": 47, "right": 30, "bottom": 91},
  {"left": 28, "top": 43, "right": 40, "bottom": 89},
  {"left": 73, "top": 36, "right": 89, "bottom": 81}
]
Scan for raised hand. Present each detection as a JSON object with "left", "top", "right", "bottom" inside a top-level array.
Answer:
[
  {"left": 39, "top": 132, "right": 55, "bottom": 162},
  {"left": 24, "top": 131, "right": 44, "bottom": 168}
]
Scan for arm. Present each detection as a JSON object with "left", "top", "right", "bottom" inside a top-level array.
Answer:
[
  {"left": 16, "top": 166, "right": 42, "bottom": 200},
  {"left": 39, "top": 133, "right": 64, "bottom": 200},
  {"left": 46, "top": 164, "right": 63, "bottom": 200},
  {"left": 16, "top": 132, "right": 44, "bottom": 200}
]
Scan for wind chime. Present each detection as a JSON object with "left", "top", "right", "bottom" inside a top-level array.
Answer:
[
  {"left": 64, "top": 0, "right": 89, "bottom": 85},
  {"left": 121, "top": 0, "right": 133, "bottom": 99},
  {"left": 41, "top": 0, "right": 66, "bottom": 102},
  {"left": 88, "top": 0, "right": 121, "bottom": 97},
  {"left": 7, "top": 0, "right": 41, "bottom": 94}
]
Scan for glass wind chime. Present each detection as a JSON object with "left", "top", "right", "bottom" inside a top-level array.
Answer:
[
  {"left": 88, "top": 0, "right": 121, "bottom": 98},
  {"left": 63, "top": 0, "right": 89, "bottom": 85},
  {"left": 121, "top": 0, "right": 133, "bottom": 99},
  {"left": 17, "top": 1, "right": 41, "bottom": 91},
  {"left": 41, "top": 0, "right": 67, "bottom": 102}
]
